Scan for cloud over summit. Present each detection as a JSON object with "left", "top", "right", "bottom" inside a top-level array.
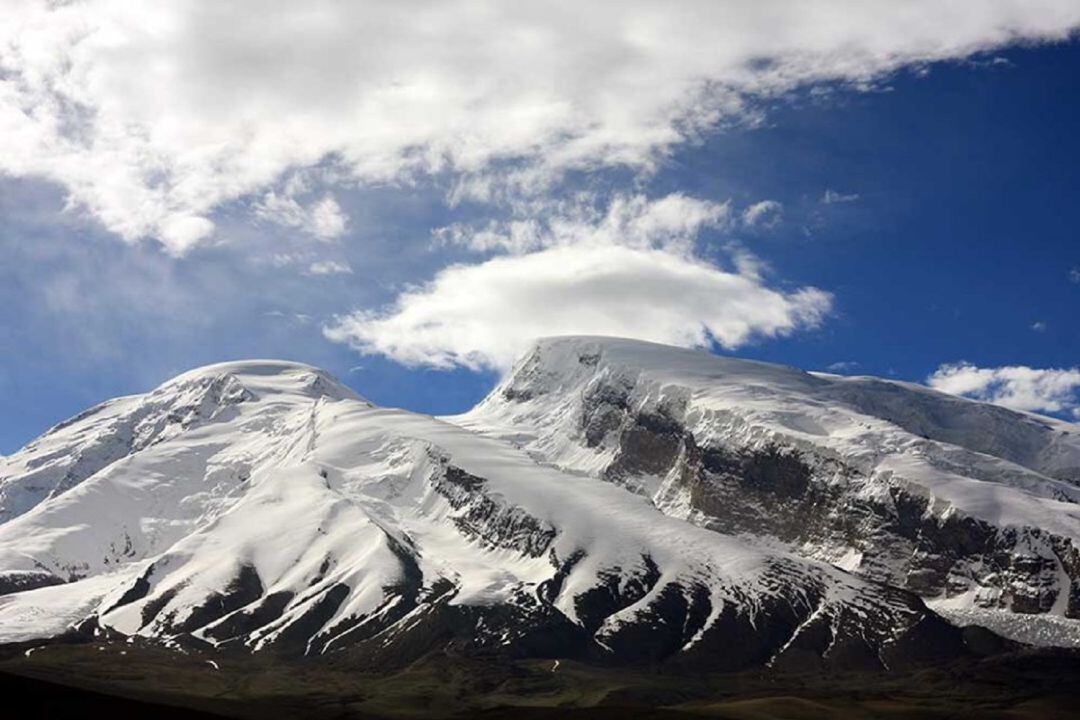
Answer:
[{"left": 326, "top": 194, "right": 831, "bottom": 371}]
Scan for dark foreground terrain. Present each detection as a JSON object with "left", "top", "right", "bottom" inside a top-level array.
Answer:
[{"left": 2, "top": 639, "right": 1079, "bottom": 720}]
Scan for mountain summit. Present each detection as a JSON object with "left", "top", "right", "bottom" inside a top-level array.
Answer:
[
  {"left": 1, "top": 339, "right": 1078, "bottom": 667},
  {"left": 459, "top": 337, "right": 1080, "bottom": 644}
]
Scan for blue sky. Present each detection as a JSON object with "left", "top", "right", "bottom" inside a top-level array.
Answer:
[
  {"left": 1, "top": 3, "right": 1079, "bottom": 453},
  {"left": 678, "top": 43, "right": 1080, "bottom": 376}
]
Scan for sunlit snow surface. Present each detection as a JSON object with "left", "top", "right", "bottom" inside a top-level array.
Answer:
[
  {"left": 0, "top": 357, "right": 886, "bottom": 651},
  {"left": 459, "top": 337, "right": 1080, "bottom": 538},
  {"left": 1, "top": 340, "right": 1079, "bottom": 651},
  {"left": 455, "top": 336, "right": 1080, "bottom": 645}
]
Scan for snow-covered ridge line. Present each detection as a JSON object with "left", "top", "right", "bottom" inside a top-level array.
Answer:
[
  {"left": 454, "top": 336, "right": 1080, "bottom": 637},
  {"left": 460, "top": 336, "right": 1080, "bottom": 532},
  {"left": 0, "top": 360, "right": 365, "bottom": 527},
  {"left": 0, "top": 352, "right": 989, "bottom": 667}
]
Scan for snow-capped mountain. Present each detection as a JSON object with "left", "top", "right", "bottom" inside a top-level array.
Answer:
[
  {"left": 0, "top": 339, "right": 1076, "bottom": 669},
  {"left": 457, "top": 337, "right": 1080, "bottom": 645}
]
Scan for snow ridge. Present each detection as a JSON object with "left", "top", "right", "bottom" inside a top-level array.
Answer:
[
  {"left": 456, "top": 336, "right": 1080, "bottom": 644},
  {"left": 0, "top": 343, "right": 1074, "bottom": 665}
]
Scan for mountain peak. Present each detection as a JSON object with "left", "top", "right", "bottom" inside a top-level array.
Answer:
[
  {"left": 500, "top": 335, "right": 824, "bottom": 398},
  {"left": 0, "top": 360, "right": 363, "bottom": 526},
  {"left": 159, "top": 360, "right": 362, "bottom": 404},
  {"left": 457, "top": 336, "right": 1080, "bottom": 640},
  {"left": 486, "top": 336, "right": 1080, "bottom": 484}
]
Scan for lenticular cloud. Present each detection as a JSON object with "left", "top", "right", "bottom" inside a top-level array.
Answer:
[{"left": 325, "top": 242, "right": 832, "bottom": 371}]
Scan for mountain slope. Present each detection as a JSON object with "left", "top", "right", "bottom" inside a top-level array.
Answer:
[
  {"left": 0, "top": 355, "right": 991, "bottom": 670},
  {"left": 455, "top": 336, "right": 1080, "bottom": 644}
]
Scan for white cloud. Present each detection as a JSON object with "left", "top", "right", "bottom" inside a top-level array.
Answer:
[
  {"left": 325, "top": 242, "right": 831, "bottom": 371},
  {"left": 742, "top": 200, "right": 783, "bottom": 228},
  {"left": 822, "top": 189, "right": 860, "bottom": 204},
  {"left": 1031, "top": 320, "right": 1047, "bottom": 332},
  {"left": 256, "top": 190, "right": 348, "bottom": 241},
  {"left": 825, "top": 361, "right": 860, "bottom": 373},
  {"left": 1069, "top": 266, "right": 1080, "bottom": 284},
  {"left": 309, "top": 197, "right": 349, "bottom": 240},
  {"left": 307, "top": 259, "right": 352, "bottom": 276},
  {"left": 2, "top": 1, "right": 1078, "bottom": 252},
  {"left": 434, "top": 193, "right": 728, "bottom": 254},
  {"left": 264, "top": 310, "right": 313, "bottom": 325},
  {"left": 927, "top": 362, "right": 1080, "bottom": 417},
  {"left": 381, "top": 192, "right": 809, "bottom": 371},
  {"left": 158, "top": 215, "right": 217, "bottom": 254}
]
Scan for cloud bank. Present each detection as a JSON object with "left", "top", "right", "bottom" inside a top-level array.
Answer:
[
  {"left": 3, "top": 1, "right": 1079, "bottom": 252},
  {"left": 928, "top": 362, "right": 1080, "bottom": 419}
]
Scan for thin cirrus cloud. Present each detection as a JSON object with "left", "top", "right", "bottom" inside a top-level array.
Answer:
[
  {"left": 825, "top": 361, "right": 860, "bottom": 373},
  {"left": 928, "top": 362, "right": 1080, "bottom": 419},
  {"left": 741, "top": 200, "right": 783, "bottom": 228},
  {"left": 434, "top": 193, "right": 730, "bottom": 255},
  {"left": 255, "top": 192, "right": 349, "bottom": 241},
  {"left": 2, "top": 1, "right": 1079, "bottom": 253},
  {"left": 821, "top": 189, "right": 861, "bottom": 205},
  {"left": 326, "top": 194, "right": 831, "bottom": 371},
  {"left": 307, "top": 260, "right": 353, "bottom": 276}
]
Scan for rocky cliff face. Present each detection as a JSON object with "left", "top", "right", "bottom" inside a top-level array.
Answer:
[{"left": 457, "top": 337, "right": 1080, "bottom": 642}]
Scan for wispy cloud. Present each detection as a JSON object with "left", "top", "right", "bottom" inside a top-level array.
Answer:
[
  {"left": 256, "top": 184, "right": 348, "bottom": 241},
  {"left": 434, "top": 193, "right": 729, "bottom": 255},
  {"left": 307, "top": 260, "right": 353, "bottom": 276},
  {"left": 742, "top": 200, "right": 783, "bottom": 229},
  {"left": 822, "top": 189, "right": 860, "bottom": 204}
]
